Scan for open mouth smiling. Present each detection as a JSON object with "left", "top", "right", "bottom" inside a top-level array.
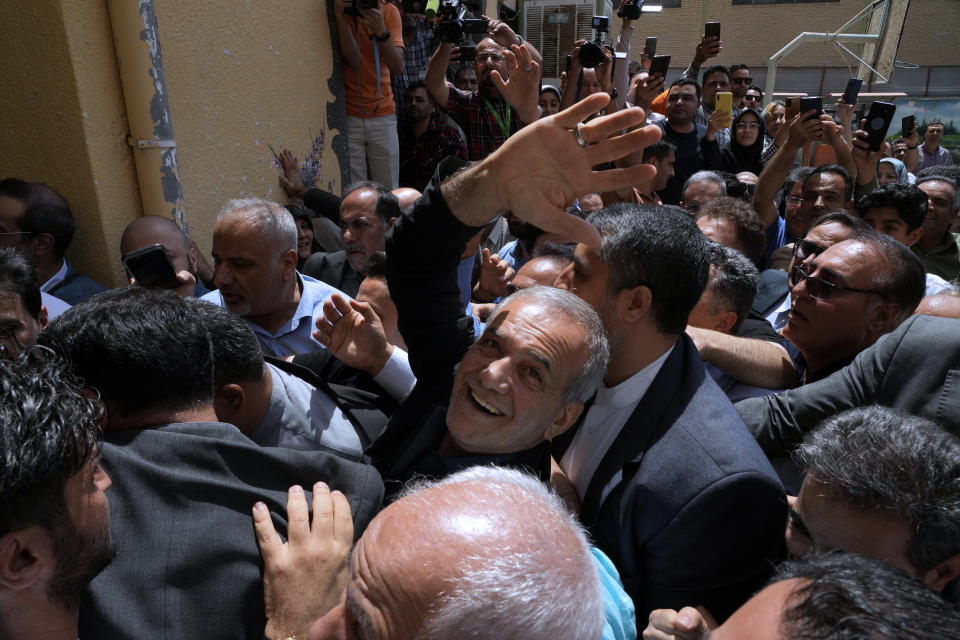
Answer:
[{"left": 469, "top": 388, "right": 504, "bottom": 416}]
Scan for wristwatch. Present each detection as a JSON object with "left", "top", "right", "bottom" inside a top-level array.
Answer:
[{"left": 376, "top": 30, "right": 391, "bottom": 42}]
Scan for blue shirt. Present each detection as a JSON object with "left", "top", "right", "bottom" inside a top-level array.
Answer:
[
  {"left": 201, "top": 273, "right": 347, "bottom": 357},
  {"left": 497, "top": 239, "right": 529, "bottom": 272},
  {"left": 593, "top": 546, "right": 637, "bottom": 640},
  {"left": 763, "top": 216, "right": 794, "bottom": 268}
]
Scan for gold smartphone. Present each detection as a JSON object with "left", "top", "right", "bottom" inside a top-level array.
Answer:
[{"left": 715, "top": 92, "right": 733, "bottom": 128}]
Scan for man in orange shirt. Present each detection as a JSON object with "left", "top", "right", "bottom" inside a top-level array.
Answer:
[{"left": 334, "top": 0, "right": 405, "bottom": 188}]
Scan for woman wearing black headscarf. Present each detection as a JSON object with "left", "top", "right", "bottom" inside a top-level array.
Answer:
[{"left": 718, "top": 108, "right": 766, "bottom": 175}]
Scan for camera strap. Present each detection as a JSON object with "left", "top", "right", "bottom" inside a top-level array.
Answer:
[
  {"left": 482, "top": 97, "right": 511, "bottom": 140},
  {"left": 352, "top": 17, "right": 383, "bottom": 116}
]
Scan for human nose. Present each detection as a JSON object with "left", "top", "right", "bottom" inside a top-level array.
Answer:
[
  {"left": 478, "top": 356, "right": 512, "bottom": 393},
  {"left": 214, "top": 262, "right": 232, "bottom": 288}
]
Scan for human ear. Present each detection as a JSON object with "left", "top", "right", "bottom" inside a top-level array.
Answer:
[
  {"left": 619, "top": 285, "right": 653, "bottom": 325},
  {"left": 0, "top": 528, "right": 51, "bottom": 590},
  {"left": 544, "top": 402, "right": 585, "bottom": 441},
  {"left": 921, "top": 553, "right": 960, "bottom": 593}
]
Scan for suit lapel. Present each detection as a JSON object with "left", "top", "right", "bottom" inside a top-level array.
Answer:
[{"left": 579, "top": 337, "right": 694, "bottom": 525}]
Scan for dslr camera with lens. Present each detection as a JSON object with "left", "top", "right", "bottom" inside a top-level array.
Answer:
[{"left": 579, "top": 16, "right": 611, "bottom": 69}]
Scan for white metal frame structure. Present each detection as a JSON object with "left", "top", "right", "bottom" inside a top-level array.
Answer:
[{"left": 763, "top": 0, "right": 911, "bottom": 106}]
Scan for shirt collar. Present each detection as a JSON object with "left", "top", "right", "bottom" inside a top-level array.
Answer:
[
  {"left": 40, "top": 259, "right": 69, "bottom": 292},
  {"left": 594, "top": 345, "right": 675, "bottom": 410}
]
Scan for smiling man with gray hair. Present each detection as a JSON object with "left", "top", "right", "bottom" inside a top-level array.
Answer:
[{"left": 201, "top": 198, "right": 348, "bottom": 356}]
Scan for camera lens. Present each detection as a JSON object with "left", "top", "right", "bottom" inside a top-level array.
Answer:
[{"left": 580, "top": 41, "right": 604, "bottom": 69}]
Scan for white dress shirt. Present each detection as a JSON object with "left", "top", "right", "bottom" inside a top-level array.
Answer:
[{"left": 561, "top": 346, "right": 674, "bottom": 499}]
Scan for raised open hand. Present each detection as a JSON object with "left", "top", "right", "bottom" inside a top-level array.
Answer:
[
  {"left": 314, "top": 293, "right": 394, "bottom": 375},
  {"left": 253, "top": 483, "right": 354, "bottom": 640}
]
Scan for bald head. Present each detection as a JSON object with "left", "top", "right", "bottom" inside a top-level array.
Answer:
[
  {"left": 511, "top": 255, "right": 570, "bottom": 292},
  {"left": 337, "top": 467, "right": 604, "bottom": 639},
  {"left": 915, "top": 293, "right": 960, "bottom": 319},
  {"left": 391, "top": 187, "right": 421, "bottom": 212},
  {"left": 121, "top": 216, "right": 190, "bottom": 255},
  {"left": 120, "top": 215, "right": 196, "bottom": 276}
]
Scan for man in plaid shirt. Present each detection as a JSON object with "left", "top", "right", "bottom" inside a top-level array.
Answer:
[
  {"left": 398, "top": 83, "right": 468, "bottom": 191},
  {"left": 425, "top": 22, "right": 543, "bottom": 161}
]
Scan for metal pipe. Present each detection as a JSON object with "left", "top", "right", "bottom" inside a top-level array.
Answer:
[
  {"left": 764, "top": 32, "right": 880, "bottom": 107},
  {"left": 107, "top": 0, "right": 188, "bottom": 233}
]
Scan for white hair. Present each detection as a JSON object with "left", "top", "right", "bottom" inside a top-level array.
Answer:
[
  {"left": 487, "top": 285, "right": 609, "bottom": 403},
  {"left": 217, "top": 198, "right": 296, "bottom": 255},
  {"left": 399, "top": 466, "right": 605, "bottom": 640}
]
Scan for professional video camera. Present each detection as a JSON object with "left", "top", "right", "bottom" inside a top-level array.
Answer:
[
  {"left": 579, "top": 16, "right": 611, "bottom": 69},
  {"left": 617, "top": 0, "right": 663, "bottom": 21},
  {"left": 426, "top": 0, "right": 489, "bottom": 43}
]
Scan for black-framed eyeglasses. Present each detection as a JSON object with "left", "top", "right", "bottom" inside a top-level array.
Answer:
[
  {"left": 735, "top": 122, "right": 760, "bottom": 130},
  {"left": 790, "top": 266, "right": 886, "bottom": 302},
  {"left": 733, "top": 77, "right": 753, "bottom": 85},
  {"left": 682, "top": 202, "right": 700, "bottom": 214},
  {"left": 792, "top": 238, "right": 826, "bottom": 262}
]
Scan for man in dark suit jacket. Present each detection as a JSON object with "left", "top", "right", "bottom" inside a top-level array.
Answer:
[
  {"left": 0, "top": 177, "right": 108, "bottom": 305},
  {"left": 737, "top": 314, "right": 960, "bottom": 457},
  {"left": 39, "top": 286, "right": 383, "bottom": 640},
  {"left": 553, "top": 203, "right": 787, "bottom": 624},
  {"left": 303, "top": 182, "right": 400, "bottom": 297},
  {"left": 354, "top": 158, "right": 610, "bottom": 500}
]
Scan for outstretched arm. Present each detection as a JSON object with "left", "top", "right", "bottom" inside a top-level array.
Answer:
[
  {"left": 425, "top": 42, "right": 454, "bottom": 107},
  {"left": 754, "top": 112, "right": 827, "bottom": 228},
  {"left": 686, "top": 327, "right": 798, "bottom": 390}
]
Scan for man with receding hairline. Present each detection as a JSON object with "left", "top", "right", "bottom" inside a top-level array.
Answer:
[
  {"left": 120, "top": 215, "right": 208, "bottom": 297},
  {"left": 201, "top": 198, "right": 347, "bottom": 357}
]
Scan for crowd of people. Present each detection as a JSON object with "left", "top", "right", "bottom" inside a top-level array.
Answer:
[{"left": 2, "top": 2, "right": 960, "bottom": 639}]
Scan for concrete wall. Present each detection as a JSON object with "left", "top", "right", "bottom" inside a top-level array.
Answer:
[
  {"left": 0, "top": 0, "right": 345, "bottom": 286},
  {"left": 0, "top": 0, "right": 140, "bottom": 286}
]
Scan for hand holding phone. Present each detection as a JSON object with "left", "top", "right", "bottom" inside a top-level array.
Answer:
[
  {"left": 715, "top": 92, "right": 733, "bottom": 128},
  {"left": 122, "top": 244, "right": 181, "bottom": 290},
  {"left": 864, "top": 101, "right": 897, "bottom": 151},
  {"left": 648, "top": 54, "right": 671, "bottom": 78},
  {"left": 705, "top": 21, "right": 720, "bottom": 39},
  {"left": 901, "top": 115, "right": 916, "bottom": 139},
  {"left": 800, "top": 96, "right": 823, "bottom": 122},
  {"left": 842, "top": 78, "right": 862, "bottom": 105}
]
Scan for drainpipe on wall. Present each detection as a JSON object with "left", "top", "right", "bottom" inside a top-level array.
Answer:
[{"left": 107, "top": 0, "right": 188, "bottom": 234}]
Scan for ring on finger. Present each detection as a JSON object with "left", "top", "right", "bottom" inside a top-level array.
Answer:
[{"left": 572, "top": 122, "right": 589, "bottom": 148}]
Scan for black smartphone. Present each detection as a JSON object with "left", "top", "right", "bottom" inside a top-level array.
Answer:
[
  {"left": 705, "top": 21, "right": 720, "bottom": 39},
  {"left": 864, "top": 101, "right": 897, "bottom": 151},
  {"left": 842, "top": 78, "right": 863, "bottom": 105},
  {"left": 901, "top": 114, "right": 916, "bottom": 139},
  {"left": 122, "top": 244, "right": 180, "bottom": 289},
  {"left": 800, "top": 96, "right": 823, "bottom": 121},
  {"left": 645, "top": 36, "right": 657, "bottom": 58},
  {"left": 649, "top": 55, "right": 671, "bottom": 78}
]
